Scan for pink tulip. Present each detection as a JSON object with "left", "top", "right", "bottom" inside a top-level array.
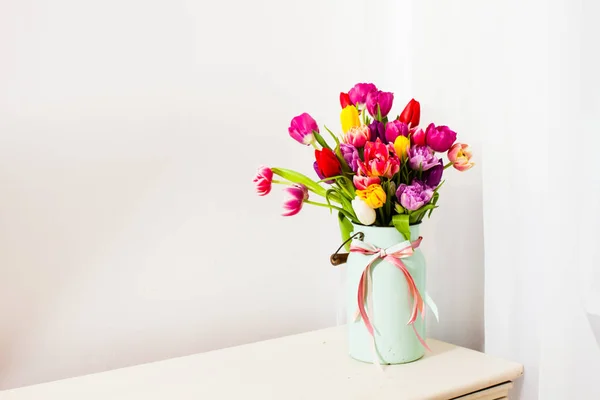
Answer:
[
  {"left": 282, "top": 184, "right": 309, "bottom": 216},
  {"left": 353, "top": 175, "right": 381, "bottom": 190},
  {"left": 348, "top": 83, "right": 377, "bottom": 109},
  {"left": 342, "top": 126, "right": 370, "bottom": 148},
  {"left": 357, "top": 139, "right": 400, "bottom": 178},
  {"left": 411, "top": 128, "right": 426, "bottom": 146},
  {"left": 288, "top": 113, "right": 318, "bottom": 145},
  {"left": 448, "top": 143, "right": 475, "bottom": 171},
  {"left": 253, "top": 166, "right": 273, "bottom": 196}
]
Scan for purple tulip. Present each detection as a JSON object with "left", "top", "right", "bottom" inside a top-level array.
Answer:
[
  {"left": 366, "top": 90, "right": 394, "bottom": 119},
  {"left": 369, "top": 120, "right": 386, "bottom": 142},
  {"left": 425, "top": 123, "right": 457, "bottom": 152},
  {"left": 424, "top": 159, "right": 444, "bottom": 187},
  {"left": 408, "top": 145, "right": 440, "bottom": 171},
  {"left": 288, "top": 113, "right": 318, "bottom": 145},
  {"left": 340, "top": 143, "right": 360, "bottom": 173},
  {"left": 313, "top": 161, "right": 334, "bottom": 184},
  {"left": 385, "top": 120, "right": 409, "bottom": 143},
  {"left": 348, "top": 83, "right": 377, "bottom": 108},
  {"left": 396, "top": 180, "right": 434, "bottom": 211}
]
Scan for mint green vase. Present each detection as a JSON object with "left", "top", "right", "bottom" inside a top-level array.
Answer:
[{"left": 346, "top": 224, "right": 426, "bottom": 364}]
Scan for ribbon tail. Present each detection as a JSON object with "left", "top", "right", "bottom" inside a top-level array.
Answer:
[
  {"left": 357, "top": 270, "right": 374, "bottom": 337},
  {"left": 412, "top": 324, "right": 431, "bottom": 352},
  {"left": 387, "top": 256, "right": 422, "bottom": 324},
  {"left": 425, "top": 291, "right": 439, "bottom": 323}
]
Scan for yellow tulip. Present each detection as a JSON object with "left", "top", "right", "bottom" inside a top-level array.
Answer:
[
  {"left": 393, "top": 135, "right": 410, "bottom": 160},
  {"left": 340, "top": 105, "right": 360, "bottom": 133},
  {"left": 356, "top": 184, "right": 386, "bottom": 209}
]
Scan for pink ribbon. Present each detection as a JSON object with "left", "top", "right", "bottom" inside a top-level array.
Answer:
[{"left": 350, "top": 236, "right": 431, "bottom": 353}]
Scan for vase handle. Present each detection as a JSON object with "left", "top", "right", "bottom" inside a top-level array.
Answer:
[{"left": 330, "top": 231, "right": 364, "bottom": 266}]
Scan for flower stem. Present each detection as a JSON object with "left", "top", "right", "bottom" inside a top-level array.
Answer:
[
  {"left": 377, "top": 207, "right": 386, "bottom": 225},
  {"left": 305, "top": 200, "right": 346, "bottom": 213},
  {"left": 444, "top": 162, "right": 453, "bottom": 170}
]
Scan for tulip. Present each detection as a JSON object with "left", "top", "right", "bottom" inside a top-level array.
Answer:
[
  {"left": 282, "top": 184, "right": 309, "bottom": 216},
  {"left": 340, "top": 144, "right": 360, "bottom": 173},
  {"left": 368, "top": 120, "right": 386, "bottom": 142},
  {"left": 385, "top": 120, "right": 409, "bottom": 143},
  {"left": 356, "top": 184, "right": 386, "bottom": 209},
  {"left": 448, "top": 143, "right": 475, "bottom": 171},
  {"left": 289, "top": 113, "right": 318, "bottom": 145},
  {"left": 315, "top": 148, "right": 342, "bottom": 178},
  {"left": 340, "top": 105, "right": 361, "bottom": 133},
  {"left": 353, "top": 175, "right": 381, "bottom": 190},
  {"left": 357, "top": 139, "right": 400, "bottom": 178},
  {"left": 425, "top": 123, "right": 457, "bottom": 152},
  {"left": 348, "top": 83, "right": 377, "bottom": 109},
  {"left": 352, "top": 197, "right": 376, "bottom": 226},
  {"left": 313, "top": 161, "right": 334, "bottom": 184},
  {"left": 366, "top": 90, "right": 394, "bottom": 119},
  {"left": 393, "top": 136, "right": 410, "bottom": 160},
  {"left": 424, "top": 159, "right": 443, "bottom": 187},
  {"left": 396, "top": 180, "right": 434, "bottom": 211},
  {"left": 399, "top": 99, "right": 421, "bottom": 128},
  {"left": 253, "top": 166, "right": 273, "bottom": 196},
  {"left": 340, "top": 92, "right": 352, "bottom": 109},
  {"left": 411, "top": 128, "right": 427, "bottom": 146},
  {"left": 408, "top": 145, "right": 440, "bottom": 171},
  {"left": 342, "top": 125, "right": 370, "bottom": 148}
]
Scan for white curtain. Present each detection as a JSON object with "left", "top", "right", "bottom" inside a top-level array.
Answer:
[{"left": 480, "top": 0, "right": 600, "bottom": 399}]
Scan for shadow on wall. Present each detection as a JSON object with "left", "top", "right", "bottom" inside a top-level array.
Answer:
[{"left": 588, "top": 313, "right": 600, "bottom": 348}]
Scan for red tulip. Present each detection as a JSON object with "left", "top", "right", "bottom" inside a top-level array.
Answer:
[
  {"left": 399, "top": 99, "right": 420, "bottom": 128},
  {"left": 340, "top": 92, "right": 352, "bottom": 109},
  {"left": 315, "top": 148, "right": 342, "bottom": 178}
]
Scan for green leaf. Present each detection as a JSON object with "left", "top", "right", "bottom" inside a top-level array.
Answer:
[
  {"left": 313, "top": 130, "right": 331, "bottom": 150},
  {"left": 434, "top": 180, "right": 446, "bottom": 192},
  {"left": 392, "top": 214, "right": 411, "bottom": 241},
  {"left": 326, "top": 188, "right": 342, "bottom": 204},
  {"left": 428, "top": 192, "right": 440, "bottom": 217},
  {"left": 324, "top": 125, "right": 340, "bottom": 146},
  {"left": 271, "top": 168, "right": 327, "bottom": 197},
  {"left": 394, "top": 203, "right": 405, "bottom": 214},
  {"left": 338, "top": 212, "right": 354, "bottom": 251}
]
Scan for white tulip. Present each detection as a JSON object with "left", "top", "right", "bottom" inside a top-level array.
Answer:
[{"left": 352, "top": 197, "right": 376, "bottom": 226}]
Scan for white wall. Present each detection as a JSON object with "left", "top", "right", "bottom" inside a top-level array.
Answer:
[
  {"left": 414, "top": 0, "right": 599, "bottom": 399},
  {"left": 410, "top": 1, "right": 485, "bottom": 351},
  {"left": 0, "top": 0, "right": 372, "bottom": 389},
  {"left": 0, "top": 0, "right": 485, "bottom": 390}
]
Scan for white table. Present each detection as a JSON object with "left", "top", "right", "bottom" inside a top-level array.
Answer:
[{"left": 0, "top": 327, "right": 523, "bottom": 400}]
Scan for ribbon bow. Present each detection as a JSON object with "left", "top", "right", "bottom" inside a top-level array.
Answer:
[{"left": 350, "top": 236, "right": 439, "bottom": 357}]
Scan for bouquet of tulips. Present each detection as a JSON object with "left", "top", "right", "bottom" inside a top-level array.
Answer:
[{"left": 254, "top": 83, "right": 474, "bottom": 244}]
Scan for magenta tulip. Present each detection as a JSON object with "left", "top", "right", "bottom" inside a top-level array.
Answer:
[
  {"left": 288, "top": 113, "right": 318, "bottom": 145},
  {"left": 425, "top": 123, "right": 457, "bottom": 152},
  {"left": 385, "top": 120, "right": 409, "bottom": 144},
  {"left": 366, "top": 90, "right": 394, "bottom": 118},
  {"left": 348, "top": 83, "right": 377, "bottom": 109}
]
